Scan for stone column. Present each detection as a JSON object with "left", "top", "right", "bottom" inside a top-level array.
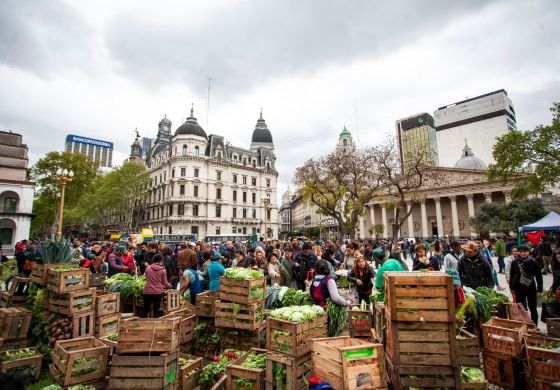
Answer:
[
  {"left": 450, "top": 196, "right": 460, "bottom": 238},
  {"left": 407, "top": 202, "right": 414, "bottom": 238},
  {"left": 420, "top": 200, "right": 429, "bottom": 239},
  {"left": 434, "top": 197, "right": 443, "bottom": 239},
  {"left": 370, "top": 204, "right": 376, "bottom": 226},
  {"left": 504, "top": 191, "right": 512, "bottom": 203},
  {"left": 381, "top": 204, "right": 388, "bottom": 239},
  {"left": 359, "top": 216, "right": 365, "bottom": 240},
  {"left": 484, "top": 192, "right": 493, "bottom": 203},
  {"left": 466, "top": 194, "right": 476, "bottom": 238}
]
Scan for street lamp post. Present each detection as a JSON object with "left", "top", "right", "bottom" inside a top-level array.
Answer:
[
  {"left": 56, "top": 168, "right": 74, "bottom": 240},
  {"left": 262, "top": 197, "right": 270, "bottom": 242}
]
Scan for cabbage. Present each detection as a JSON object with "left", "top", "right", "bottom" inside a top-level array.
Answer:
[
  {"left": 224, "top": 267, "right": 264, "bottom": 280},
  {"left": 269, "top": 305, "right": 325, "bottom": 323}
]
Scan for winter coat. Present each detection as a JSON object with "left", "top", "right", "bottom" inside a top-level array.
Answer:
[
  {"left": 509, "top": 255, "right": 543, "bottom": 292},
  {"left": 144, "top": 263, "right": 170, "bottom": 295},
  {"left": 348, "top": 266, "right": 376, "bottom": 296},
  {"left": 457, "top": 253, "right": 494, "bottom": 290}
]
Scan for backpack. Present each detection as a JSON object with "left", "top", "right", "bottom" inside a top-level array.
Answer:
[
  {"left": 310, "top": 276, "right": 331, "bottom": 308},
  {"left": 186, "top": 269, "right": 202, "bottom": 295}
]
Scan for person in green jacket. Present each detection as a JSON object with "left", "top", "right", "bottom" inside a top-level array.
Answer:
[
  {"left": 495, "top": 236, "right": 507, "bottom": 274},
  {"left": 372, "top": 248, "right": 405, "bottom": 302}
]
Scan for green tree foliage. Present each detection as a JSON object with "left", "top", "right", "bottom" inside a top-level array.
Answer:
[
  {"left": 488, "top": 102, "right": 560, "bottom": 197},
  {"left": 30, "top": 152, "right": 99, "bottom": 236},
  {"left": 469, "top": 198, "right": 548, "bottom": 234}
]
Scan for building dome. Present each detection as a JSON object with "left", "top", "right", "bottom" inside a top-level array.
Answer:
[
  {"left": 454, "top": 140, "right": 486, "bottom": 169},
  {"left": 251, "top": 111, "right": 273, "bottom": 143},
  {"left": 174, "top": 106, "right": 207, "bottom": 139}
]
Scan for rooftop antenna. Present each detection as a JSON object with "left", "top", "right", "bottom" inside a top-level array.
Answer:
[{"left": 206, "top": 76, "right": 212, "bottom": 128}]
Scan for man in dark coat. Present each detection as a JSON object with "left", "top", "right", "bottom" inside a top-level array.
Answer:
[{"left": 457, "top": 241, "right": 495, "bottom": 290}]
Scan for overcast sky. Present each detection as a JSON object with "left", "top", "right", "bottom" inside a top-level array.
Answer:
[{"left": 1, "top": 0, "right": 559, "bottom": 201}]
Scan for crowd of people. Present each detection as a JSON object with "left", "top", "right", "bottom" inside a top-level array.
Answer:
[{"left": 10, "top": 234, "right": 560, "bottom": 323}]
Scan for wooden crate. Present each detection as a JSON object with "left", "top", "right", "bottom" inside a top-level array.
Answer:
[
  {"left": 196, "top": 291, "right": 220, "bottom": 317},
  {"left": 527, "top": 379, "right": 560, "bottom": 390},
  {"left": 70, "top": 310, "right": 95, "bottom": 339},
  {"left": 100, "top": 337, "right": 118, "bottom": 357},
  {"left": 47, "top": 267, "right": 89, "bottom": 293},
  {"left": 215, "top": 300, "right": 265, "bottom": 331},
  {"left": 161, "top": 309, "right": 197, "bottom": 344},
  {"left": 108, "top": 349, "right": 179, "bottom": 389},
  {"left": 0, "top": 307, "right": 32, "bottom": 340},
  {"left": 95, "top": 291, "right": 120, "bottom": 317},
  {"left": 163, "top": 289, "right": 181, "bottom": 314},
  {"left": 499, "top": 302, "right": 535, "bottom": 326},
  {"left": 226, "top": 348, "right": 267, "bottom": 390},
  {"left": 265, "top": 351, "right": 311, "bottom": 390},
  {"left": 348, "top": 305, "right": 373, "bottom": 338},
  {"left": 546, "top": 318, "right": 560, "bottom": 338},
  {"left": 117, "top": 317, "right": 181, "bottom": 355},
  {"left": 385, "top": 354, "right": 461, "bottom": 389},
  {"left": 48, "top": 287, "right": 96, "bottom": 316},
  {"left": 0, "top": 338, "right": 27, "bottom": 352},
  {"left": 266, "top": 315, "right": 327, "bottom": 358},
  {"left": 178, "top": 353, "right": 203, "bottom": 390},
  {"left": 372, "top": 302, "right": 385, "bottom": 346},
  {"left": 219, "top": 276, "right": 266, "bottom": 304},
  {"left": 0, "top": 292, "right": 27, "bottom": 308},
  {"left": 89, "top": 272, "right": 107, "bottom": 288},
  {"left": 482, "top": 350, "right": 525, "bottom": 388},
  {"left": 7, "top": 276, "right": 31, "bottom": 296},
  {"left": 481, "top": 317, "right": 527, "bottom": 357},
  {"left": 49, "top": 337, "right": 109, "bottom": 387},
  {"left": 0, "top": 347, "right": 42, "bottom": 382},
  {"left": 221, "top": 322, "right": 266, "bottom": 351},
  {"left": 383, "top": 271, "right": 455, "bottom": 322},
  {"left": 386, "top": 318, "right": 457, "bottom": 366},
  {"left": 210, "top": 374, "right": 227, "bottom": 390},
  {"left": 95, "top": 312, "right": 120, "bottom": 338},
  {"left": 29, "top": 263, "right": 65, "bottom": 286},
  {"left": 312, "top": 336, "right": 385, "bottom": 390},
  {"left": 457, "top": 328, "right": 481, "bottom": 367},
  {"left": 525, "top": 334, "right": 560, "bottom": 382}
]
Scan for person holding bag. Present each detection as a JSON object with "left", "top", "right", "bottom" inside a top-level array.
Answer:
[{"left": 509, "top": 245, "right": 543, "bottom": 324}]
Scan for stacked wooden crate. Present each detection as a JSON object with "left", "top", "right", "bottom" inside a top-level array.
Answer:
[
  {"left": 94, "top": 291, "right": 121, "bottom": 339},
  {"left": 226, "top": 347, "right": 267, "bottom": 389},
  {"left": 525, "top": 333, "right": 560, "bottom": 389},
  {"left": 108, "top": 317, "right": 181, "bottom": 389},
  {"left": 0, "top": 276, "right": 31, "bottom": 308},
  {"left": 481, "top": 317, "right": 528, "bottom": 388},
  {"left": 216, "top": 275, "right": 266, "bottom": 331},
  {"left": 0, "top": 307, "right": 31, "bottom": 352},
  {"left": 348, "top": 304, "right": 374, "bottom": 339},
  {"left": 456, "top": 329, "right": 487, "bottom": 389},
  {"left": 312, "top": 336, "right": 386, "bottom": 390},
  {"left": 265, "top": 312, "right": 326, "bottom": 389},
  {"left": 383, "top": 272, "right": 461, "bottom": 389},
  {"left": 48, "top": 285, "right": 97, "bottom": 339}
]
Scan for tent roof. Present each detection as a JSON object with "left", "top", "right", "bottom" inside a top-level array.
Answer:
[{"left": 520, "top": 211, "right": 560, "bottom": 232}]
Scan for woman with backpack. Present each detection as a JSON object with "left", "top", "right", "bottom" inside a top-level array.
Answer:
[
  {"left": 310, "top": 260, "right": 350, "bottom": 309},
  {"left": 509, "top": 245, "right": 543, "bottom": 324},
  {"left": 180, "top": 255, "right": 203, "bottom": 304}
]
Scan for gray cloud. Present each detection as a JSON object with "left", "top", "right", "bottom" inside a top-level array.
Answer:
[
  {"left": 104, "top": 0, "right": 496, "bottom": 97},
  {"left": 0, "top": 0, "right": 94, "bottom": 76}
]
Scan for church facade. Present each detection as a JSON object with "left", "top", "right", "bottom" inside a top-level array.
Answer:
[{"left": 132, "top": 108, "right": 279, "bottom": 240}]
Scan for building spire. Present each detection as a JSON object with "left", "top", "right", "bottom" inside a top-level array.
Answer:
[
  {"left": 190, "top": 103, "right": 194, "bottom": 118},
  {"left": 260, "top": 108, "right": 263, "bottom": 119}
]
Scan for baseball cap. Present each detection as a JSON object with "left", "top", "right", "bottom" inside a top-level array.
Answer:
[
  {"left": 188, "top": 242, "right": 196, "bottom": 248},
  {"left": 372, "top": 248, "right": 385, "bottom": 259},
  {"left": 88, "top": 253, "right": 96, "bottom": 259},
  {"left": 465, "top": 241, "right": 478, "bottom": 253},
  {"left": 117, "top": 245, "right": 126, "bottom": 252},
  {"left": 213, "top": 253, "right": 224, "bottom": 260}
]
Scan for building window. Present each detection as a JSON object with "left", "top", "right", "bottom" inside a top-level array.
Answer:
[
  {"left": 252, "top": 193, "right": 256, "bottom": 204},
  {"left": 168, "top": 226, "right": 172, "bottom": 234},
  {"left": 242, "top": 227, "right": 247, "bottom": 234},
  {"left": 191, "top": 226, "right": 199, "bottom": 235},
  {"left": 233, "top": 190, "right": 237, "bottom": 202},
  {"left": 252, "top": 227, "right": 257, "bottom": 234},
  {"left": 216, "top": 188, "right": 222, "bottom": 200},
  {"left": 168, "top": 205, "right": 173, "bottom": 215},
  {"left": 216, "top": 171, "right": 221, "bottom": 181},
  {"left": 243, "top": 192, "right": 247, "bottom": 203},
  {"left": 163, "top": 172, "right": 166, "bottom": 181},
  {"left": 233, "top": 207, "right": 237, "bottom": 218},
  {"left": 3, "top": 198, "right": 17, "bottom": 213},
  {"left": 183, "top": 145, "right": 187, "bottom": 155},
  {"left": 193, "top": 186, "right": 199, "bottom": 197},
  {"left": 266, "top": 179, "right": 271, "bottom": 188},
  {"left": 179, "top": 185, "right": 185, "bottom": 195},
  {"left": 232, "top": 226, "right": 237, "bottom": 233},
  {"left": 195, "top": 146, "right": 200, "bottom": 156},
  {"left": 243, "top": 158, "right": 246, "bottom": 166},
  {"left": 193, "top": 204, "right": 199, "bottom": 216},
  {"left": 252, "top": 209, "right": 256, "bottom": 218},
  {"left": 216, "top": 226, "right": 221, "bottom": 235},
  {"left": 267, "top": 209, "right": 271, "bottom": 220},
  {"left": 252, "top": 160, "right": 256, "bottom": 168},
  {"left": 181, "top": 168, "right": 186, "bottom": 177},
  {"left": 171, "top": 169, "right": 175, "bottom": 178},
  {"left": 233, "top": 155, "right": 238, "bottom": 163},
  {"left": 178, "top": 204, "right": 184, "bottom": 215},
  {"left": 252, "top": 177, "right": 257, "bottom": 186},
  {"left": 242, "top": 208, "right": 247, "bottom": 218},
  {"left": 242, "top": 176, "right": 247, "bottom": 185},
  {"left": 194, "top": 168, "right": 199, "bottom": 177},
  {"left": 216, "top": 204, "right": 221, "bottom": 217},
  {"left": 233, "top": 174, "right": 238, "bottom": 183},
  {"left": 170, "top": 185, "right": 174, "bottom": 196}
]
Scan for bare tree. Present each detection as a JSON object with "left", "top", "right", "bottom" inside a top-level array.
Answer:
[{"left": 294, "top": 147, "right": 381, "bottom": 239}]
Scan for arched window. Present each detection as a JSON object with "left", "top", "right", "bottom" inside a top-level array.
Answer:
[
  {"left": 182, "top": 145, "right": 187, "bottom": 156},
  {"left": 195, "top": 146, "right": 200, "bottom": 156},
  {"left": 3, "top": 198, "right": 17, "bottom": 213},
  {"left": 343, "top": 139, "right": 347, "bottom": 146}
]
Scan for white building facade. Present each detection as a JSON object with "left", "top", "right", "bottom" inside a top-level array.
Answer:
[
  {"left": 141, "top": 109, "right": 279, "bottom": 240},
  {"left": 434, "top": 89, "right": 517, "bottom": 168},
  {"left": 0, "top": 131, "right": 35, "bottom": 253}
]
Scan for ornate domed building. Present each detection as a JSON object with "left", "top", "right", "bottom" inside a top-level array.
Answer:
[
  {"left": 454, "top": 140, "right": 487, "bottom": 170},
  {"left": 134, "top": 106, "right": 279, "bottom": 240}
]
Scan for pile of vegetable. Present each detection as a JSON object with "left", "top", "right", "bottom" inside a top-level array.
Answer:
[
  {"left": 50, "top": 265, "right": 81, "bottom": 272},
  {"left": 35, "top": 239, "right": 74, "bottom": 264},
  {"left": 351, "top": 300, "right": 369, "bottom": 311},
  {"left": 105, "top": 332, "right": 118, "bottom": 341},
  {"left": 193, "top": 322, "right": 221, "bottom": 355},
  {"left": 105, "top": 273, "right": 146, "bottom": 300},
  {"left": 0, "top": 348, "right": 39, "bottom": 362},
  {"left": 269, "top": 305, "right": 324, "bottom": 323},
  {"left": 327, "top": 298, "right": 347, "bottom": 337},
  {"left": 457, "top": 287, "right": 510, "bottom": 324},
  {"left": 199, "top": 350, "right": 242, "bottom": 388},
  {"left": 265, "top": 285, "right": 312, "bottom": 309},
  {"left": 48, "top": 318, "right": 74, "bottom": 346},
  {"left": 232, "top": 351, "right": 267, "bottom": 388},
  {"left": 224, "top": 267, "right": 263, "bottom": 280},
  {"left": 460, "top": 366, "right": 486, "bottom": 383}
]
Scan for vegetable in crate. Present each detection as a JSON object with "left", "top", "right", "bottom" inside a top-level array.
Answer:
[
  {"left": 224, "top": 267, "right": 263, "bottom": 280},
  {"left": 0, "top": 348, "right": 39, "bottom": 362},
  {"left": 461, "top": 366, "right": 486, "bottom": 383},
  {"left": 269, "top": 305, "right": 324, "bottom": 323},
  {"left": 327, "top": 298, "right": 347, "bottom": 337}
]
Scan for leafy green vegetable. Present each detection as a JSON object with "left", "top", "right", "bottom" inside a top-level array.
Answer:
[
  {"left": 51, "top": 265, "right": 81, "bottom": 271},
  {"left": 327, "top": 298, "right": 347, "bottom": 337},
  {"left": 0, "top": 348, "right": 39, "bottom": 362},
  {"left": 269, "top": 305, "right": 324, "bottom": 323},
  {"left": 224, "top": 267, "right": 264, "bottom": 280},
  {"left": 461, "top": 366, "right": 485, "bottom": 383},
  {"left": 242, "top": 352, "right": 266, "bottom": 369}
]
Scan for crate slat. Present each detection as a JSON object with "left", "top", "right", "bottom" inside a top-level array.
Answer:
[
  {"left": 95, "top": 312, "right": 120, "bottom": 338},
  {"left": 525, "top": 334, "right": 560, "bottom": 382},
  {"left": 47, "top": 267, "right": 89, "bottom": 293},
  {"left": 266, "top": 315, "right": 328, "bottom": 358},
  {"left": 215, "top": 300, "right": 265, "bottom": 331},
  {"left": 178, "top": 353, "right": 202, "bottom": 390},
  {"left": 108, "top": 350, "right": 178, "bottom": 389},
  {"left": 48, "top": 288, "right": 96, "bottom": 316},
  {"left": 457, "top": 328, "right": 481, "bottom": 367},
  {"left": 226, "top": 348, "right": 267, "bottom": 390},
  {"left": 348, "top": 305, "right": 373, "bottom": 338},
  {"left": 386, "top": 354, "right": 460, "bottom": 389},
  {"left": 196, "top": 291, "right": 220, "bottom": 317},
  {"left": 0, "top": 307, "right": 32, "bottom": 340},
  {"left": 117, "top": 317, "right": 181, "bottom": 354},
  {"left": 265, "top": 351, "right": 311, "bottom": 390},
  {"left": 95, "top": 291, "right": 120, "bottom": 317},
  {"left": 219, "top": 276, "right": 266, "bottom": 304}
]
